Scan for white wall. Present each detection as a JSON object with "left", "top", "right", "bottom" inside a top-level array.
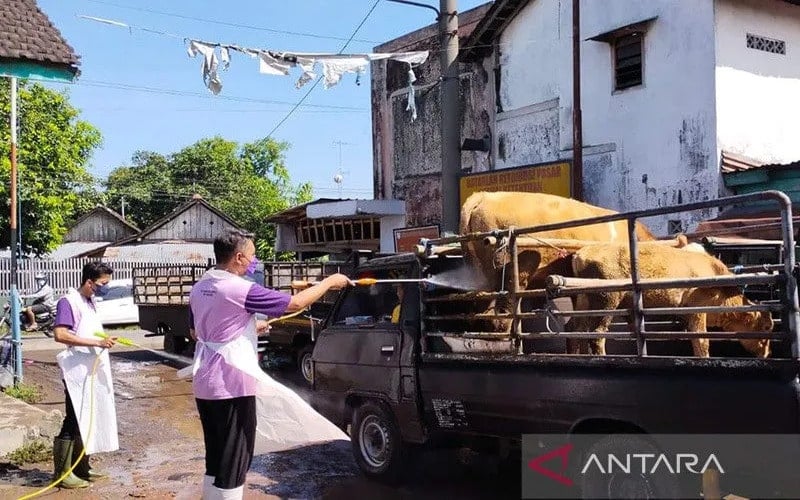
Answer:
[
  {"left": 494, "top": 0, "right": 720, "bottom": 235},
  {"left": 715, "top": 0, "right": 800, "bottom": 165}
]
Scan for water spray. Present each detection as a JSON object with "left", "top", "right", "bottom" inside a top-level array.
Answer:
[{"left": 291, "top": 278, "right": 427, "bottom": 289}]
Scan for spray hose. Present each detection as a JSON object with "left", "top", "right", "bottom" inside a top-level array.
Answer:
[{"left": 17, "top": 348, "right": 104, "bottom": 500}]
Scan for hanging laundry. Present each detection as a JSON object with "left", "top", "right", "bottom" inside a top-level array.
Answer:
[
  {"left": 317, "top": 56, "right": 370, "bottom": 89},
  {"left": 405, "top": 64, "right": 418, "bottom": 121},
  {"left": 184, "top": 38, "right": 430, "bottom": 118},
  {"left": 294, "top": 57, "right": 317, "bottom": 89},
  {"left": 187, "top": 40, "right": 224, "bottom": 94},
  {"left": 257, "top": 51, "right": 293, "bottom": 76}
]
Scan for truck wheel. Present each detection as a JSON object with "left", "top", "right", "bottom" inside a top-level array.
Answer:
[
  {"left": 351, "top": 401, "right": 405, "bottom": 484},
  {"left": 161, "top": 325, "right": 186, "bottom": 354},
  {"left": 297, "top": 345, "right": 314, "bottom": 385},
  {"left": 579, "top": 435, "right": 679, "bottom": 499}
]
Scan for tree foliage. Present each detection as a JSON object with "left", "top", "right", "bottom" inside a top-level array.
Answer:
[
  {"left": 104, "top": 137, "right": 312, "bottom": 259},
  {"left": 0, "top": 81, "right": 102, "bottom": 255}
]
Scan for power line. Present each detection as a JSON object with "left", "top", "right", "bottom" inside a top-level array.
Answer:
[
  {"left": 85, "top": 0, "right": 379, "bottom": 45},
  {"left": 29, "top": 76, "right": 367, "bottom": 111},
  {"left": 265, "top": 0, "right": 381, "bottom": 139}
]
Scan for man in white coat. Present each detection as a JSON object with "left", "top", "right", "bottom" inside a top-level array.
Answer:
[{"left": 52, "top": 262, "right": 119, "bottom": 489}]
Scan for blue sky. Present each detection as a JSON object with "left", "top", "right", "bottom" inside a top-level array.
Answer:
[{"left": 37, "top": 0, "right": 487, "bottom": 199}]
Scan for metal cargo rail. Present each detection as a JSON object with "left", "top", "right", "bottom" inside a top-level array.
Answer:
[{"left": 419, "top": 190, "right": 800, "bottom": 359}]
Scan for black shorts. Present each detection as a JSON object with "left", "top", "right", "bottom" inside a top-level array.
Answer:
[
  {"left": 195, "top": 396, "right": 257, "bottom": 489},
  {"left": 30, "top": 303, "right": 49, "bottom": 315}
]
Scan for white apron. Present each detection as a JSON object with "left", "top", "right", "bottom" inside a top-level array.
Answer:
[
  {"left": 56, "top": 289, "right": 119, "bottom": 454},
  {"left": 178, "top": 318, "right": 348, "bottom": 454}
]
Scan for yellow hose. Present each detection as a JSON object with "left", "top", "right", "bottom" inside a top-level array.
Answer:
[
  {"left": 17, "top": 352, "right": 103, "bottom": 500},
  {"left": 265, "top": 308, "right": 309, "bottom": 325}
]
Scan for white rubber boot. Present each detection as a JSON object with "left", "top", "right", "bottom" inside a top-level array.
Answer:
[
  {"left": 209, "top": 485, "right": 244, "bottom": 500},
  {"left": 201, "top": 475, "right": 214, "bottom": 499}
]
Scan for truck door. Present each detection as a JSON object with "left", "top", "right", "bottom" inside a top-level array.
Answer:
[{"left": 312, "top": 274, "right": 405, "bottom": 425}]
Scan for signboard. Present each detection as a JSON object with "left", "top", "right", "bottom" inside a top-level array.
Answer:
[
  {"left": 393, "top": 225, "right": 440, "bottom": 253},
  {"left": 459, "top": 161, "right": 572, "bottom": 207}
]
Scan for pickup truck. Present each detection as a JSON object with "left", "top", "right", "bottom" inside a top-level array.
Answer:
[
  {"left": 309, "top": 192, "right": 800, "bottom": 498},
  {"left": 133, "top": 259, "right": 353, "bottom": 382}
]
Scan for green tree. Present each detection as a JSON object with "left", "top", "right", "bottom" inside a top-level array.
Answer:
[
  {"left": 0, "top": 81, "right": 102, "bottom": 255},
  {"left": 104, "top": 136, "right": 312, "bottom": 259}
]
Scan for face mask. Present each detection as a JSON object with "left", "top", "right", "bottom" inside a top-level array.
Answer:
[
  {"left": 94, "top": 282, "right": 110, "bottom": 297},
  {"left": 245, "top": 257, "right": 261, "bottom": 277}
]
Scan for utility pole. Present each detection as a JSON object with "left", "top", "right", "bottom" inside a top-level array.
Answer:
[
  {"left": 385, "top": 0, "right": 459, "bottom": 230},
  {"left": 121, "top": 196, "right": 126, "bottom": 219},
  {"left": 8, "top": 77, "right": 22, "bottom": 384},
  {"left": 440, "top": 0, "right": 460, "bottom": 233},
  {"left": 571, "top": 0, "right": 583, "bottom": 200}
]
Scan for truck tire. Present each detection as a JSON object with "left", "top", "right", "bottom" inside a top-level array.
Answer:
[
  {"left": 297, "top": 345, "right": 314, "bottom": 385},
  {"left": 161, "top": 324, "right": 186, "bottom": 355},
  {"left": 578, "top": 434, "right": 679, "bottom": 499},
  {"left": 351, "top": 401, "right": 405, "bottom": 484}
]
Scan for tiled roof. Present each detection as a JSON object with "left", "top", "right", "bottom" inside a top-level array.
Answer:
[{"left": 0, "top": 0, "right": 80, "bottom": 72}]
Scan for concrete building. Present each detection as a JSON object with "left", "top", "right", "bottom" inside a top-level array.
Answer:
[{"left": 373, "top": 0, "right": 800, "bottom": 235}]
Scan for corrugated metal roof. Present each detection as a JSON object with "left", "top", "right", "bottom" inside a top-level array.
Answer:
[
  {"left": 102, "top": 242, "right": 215, "bottom": 263},
  {"left": 721, "top": 150, "right": 800, "bottom": 174},
  {"left": 720, "top": 150, "right": 765, "bottom": 173},
  {"left": 46, "top": 241, "right": 110, "bottom": 260}
]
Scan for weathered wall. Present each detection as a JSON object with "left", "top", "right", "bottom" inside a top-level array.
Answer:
[
  {"left": 371, "top": 4, "right": 493, "bottom": 227},
  {"left": 493, "top": 0, "right": 719, "bottom": 235},
  {"left": 64, "top": 209, "right": 137, "bottom": 243},
  {"left": 715, "top": 0, "right": 800, "bottom": 166},
  {"left": 146, "top": 204, "right": 239, "bottom": 242}
]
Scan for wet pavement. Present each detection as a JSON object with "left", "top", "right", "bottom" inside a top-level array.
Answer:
[{"left": 1, "top": 344, "right": 518, "bottom": 499}]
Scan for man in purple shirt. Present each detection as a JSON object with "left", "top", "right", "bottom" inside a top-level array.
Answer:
[{"left": 190, "top": 229, "right": 350, "bottom": 499}]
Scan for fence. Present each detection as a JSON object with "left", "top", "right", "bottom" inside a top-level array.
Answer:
[
  {"left": 419, "top": 190, "right": 799, "bottom": 359},
  {"left": 0, "top": 257, "right": 213, "bottom": 297}
]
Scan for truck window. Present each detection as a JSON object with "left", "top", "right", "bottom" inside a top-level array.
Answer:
[{"left": 332, "top": 282, "right": 400, "bottom": 326}]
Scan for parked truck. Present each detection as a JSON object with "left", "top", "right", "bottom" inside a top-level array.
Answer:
[
  {"left": 309, "top": 191, "right": 800, "bottom": 498},
  {"left": 133, "top": 258, "right": 355, "bottom": 381}
]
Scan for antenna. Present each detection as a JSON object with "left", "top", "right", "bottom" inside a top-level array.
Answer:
[{"left": 332, "top": 140, "right": 354, "bottom": 199}]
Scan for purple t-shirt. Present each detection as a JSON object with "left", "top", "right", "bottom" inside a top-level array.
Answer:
[
  {"left": 189, "top": 270, "right": 290, "bottom": 400},
  {"left": 54, "top": 295, "right": 96, "bottom": 331}
]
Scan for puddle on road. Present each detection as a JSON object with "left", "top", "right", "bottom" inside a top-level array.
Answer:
[{"left": 250, "top": 441, "right": 358, "bottom": 498}]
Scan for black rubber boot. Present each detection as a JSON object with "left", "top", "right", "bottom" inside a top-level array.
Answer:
[{"left": 52, "top": 437, "right": 90, "bottom": 489}]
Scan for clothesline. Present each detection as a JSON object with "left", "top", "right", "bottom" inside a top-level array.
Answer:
[{"left": 79, "top": 15, "right": 429, "bottom": 120}]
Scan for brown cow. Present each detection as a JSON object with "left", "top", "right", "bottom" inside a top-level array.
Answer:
[
  {"left": 457, "top": 192, "right": 658, "bottom": 332},
  {"left": 460, "top": 192, "right": 657, "bottom": 291},
  {"left": 566, "top": 243, "right": 773, "bottom": 357}
]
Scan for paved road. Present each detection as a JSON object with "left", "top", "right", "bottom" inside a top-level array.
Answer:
[{"left": 3, "top": 342, "right": 519, "bottom": 499}]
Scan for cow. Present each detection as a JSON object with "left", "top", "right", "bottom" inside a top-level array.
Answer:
[
  {"left": 566, "top": 242, "right": 774, "bottom": 358},
  {"left": 460, "top": 192, "right": 658, "bottom": 291},
  {"left": 456, "top": 192, "right": 659, "bottom": 333}
]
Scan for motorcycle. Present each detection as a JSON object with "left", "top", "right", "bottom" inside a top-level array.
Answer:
[{"left": 1, "top": 298, "right": 54, "bottom": 337}]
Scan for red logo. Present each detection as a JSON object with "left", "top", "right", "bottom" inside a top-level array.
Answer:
[{"left": 527, "top": 443, "right": 574, "bottom": 487}]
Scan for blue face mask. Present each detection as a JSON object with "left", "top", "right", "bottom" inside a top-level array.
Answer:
[
  {"left": 245, "top": 257, "right": 261, "bottom": 277},
  {"left": 94, "top": 282, "right": 110, "bottom": 297}
]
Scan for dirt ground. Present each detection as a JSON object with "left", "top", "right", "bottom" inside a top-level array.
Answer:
[{"left": 1, "top": 347, "right": 519, "bottom": 499}]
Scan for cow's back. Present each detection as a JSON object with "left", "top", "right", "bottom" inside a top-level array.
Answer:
[
  {"left": 460, "top": 191, "right": 655, "bottom": 242},
  {"left": 573, "top": 243, "right": 731, "bottom": 280}
]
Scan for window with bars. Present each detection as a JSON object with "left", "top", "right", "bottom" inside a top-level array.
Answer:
[
  {"left": 746, "top": 33, "right": 786, "bottom": 55},
  {"left": 668, "top": 219, "right": 683, "bottom": 235},
  {"left": 614, "top": 33, "right": 643, "bottom": 91}
]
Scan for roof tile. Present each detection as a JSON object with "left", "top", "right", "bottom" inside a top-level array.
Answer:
[{"left": 0, "top": 0, "right": 80, "bottom": 72}]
